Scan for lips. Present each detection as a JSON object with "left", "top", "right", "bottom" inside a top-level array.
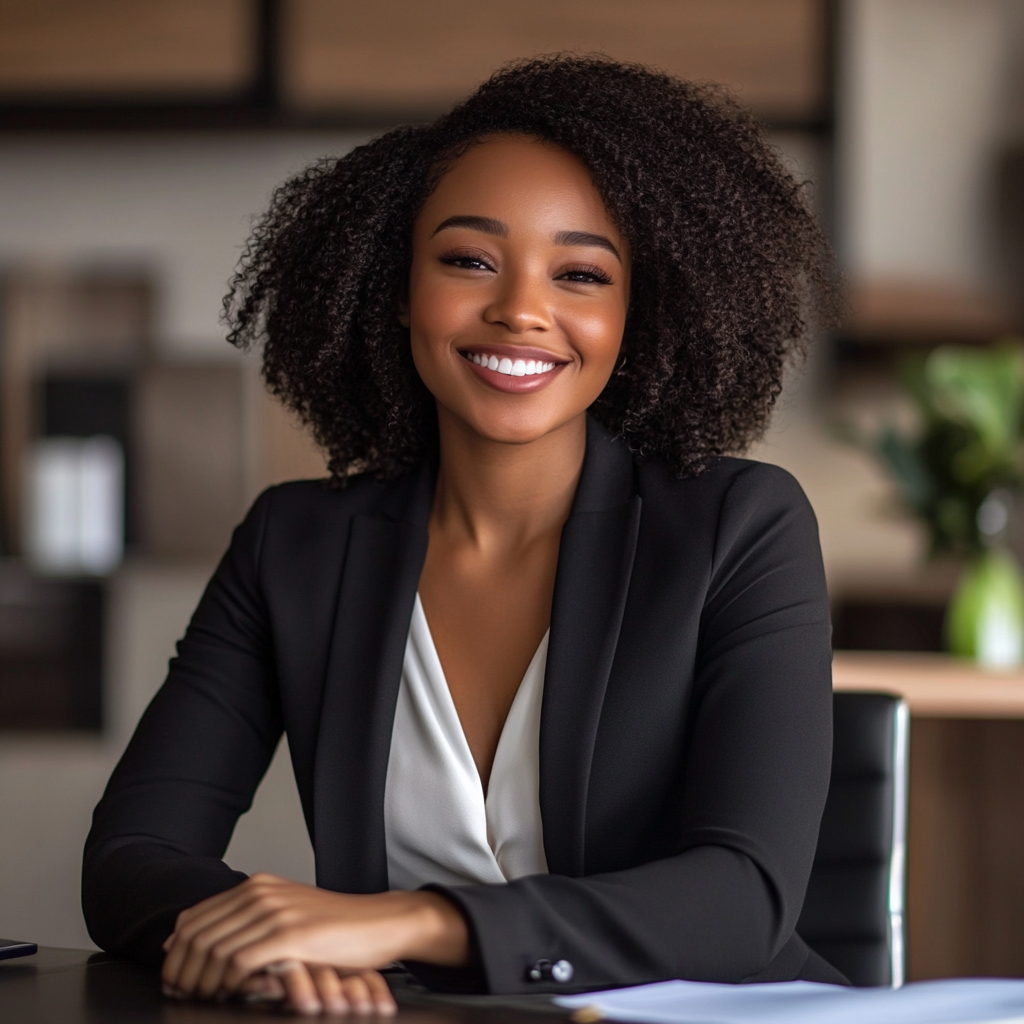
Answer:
[{"left": 459, "top": 346, "right": 568, "bottom": 394}]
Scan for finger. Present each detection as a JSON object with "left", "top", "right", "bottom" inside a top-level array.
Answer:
[
  {"left": 239, "top": 972, "right": 287, "bottom": 1004},
  {"left": 217, "top": 932, "right": 318, "bottom": 994},
  {"left": 164, "top": 873, "right": 288, "bottom": 955},
  {"left": 192, "top": 915, "right": 296, "bottom": 999},
  {"left": 339, "top": 974, "right": 374, "bottom": 1014},
  {"left": 163, "top": 889, "right": 267, "bottom": 987},
  {"left": 310, "top": 965, "right": 349, "bottom": 1016},
  {"left": 167, "top": 891, "right": 291, "bottom": 995},
  {"left": 273, "top": 961, "right": 322, "bottom": 1016},
  {"left": 359, "top": 970, "right": 397, "bottom": 1015}
]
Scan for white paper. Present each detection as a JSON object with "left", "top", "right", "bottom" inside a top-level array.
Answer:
[{"left": 555, "top": 978, "right": 1024, "bottom": 1024}]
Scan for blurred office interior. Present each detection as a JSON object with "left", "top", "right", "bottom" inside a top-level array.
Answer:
[{"left": 0, "top": 0, "right": 1023, "bottom": 981}]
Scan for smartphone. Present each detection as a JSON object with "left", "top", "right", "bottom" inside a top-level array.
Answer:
[{"left": 0, "top": 939, "right": 37, "bottom": 961}]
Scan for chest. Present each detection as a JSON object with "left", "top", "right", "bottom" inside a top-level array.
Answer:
[{"left": 417, "top": 527, "right": 560, "bottom": 792}]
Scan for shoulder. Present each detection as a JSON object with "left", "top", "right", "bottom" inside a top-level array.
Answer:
[
  {"left": 636, "top": 454, "right": 814, "bottom": 524},
  {"left": 235, "top": 470, "right": 424, "bottom": 562},
  {"left": 250, "top": 473, "right": 398, "bottom": 520},
  {"left": 634, "top": 454, "right": 821, "bottom": 587}
]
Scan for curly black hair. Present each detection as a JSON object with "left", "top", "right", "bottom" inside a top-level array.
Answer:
[{"left": 225, "top": 54, "right": 838, "bottom": 481}]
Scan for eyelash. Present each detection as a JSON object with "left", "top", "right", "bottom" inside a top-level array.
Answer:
[{"left": 437, "top": 251, "right": 613, "bottom": 285}]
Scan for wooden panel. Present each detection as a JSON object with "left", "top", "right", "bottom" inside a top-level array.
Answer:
[
  {"left": 907, "top": 719, "right": 1024, "bottom": 979},
  {"left": 0, "top": 0, "right": 253, "bottom": 95},
  {"left": 135, "top": 365, "right": 246, "bottom": 560},
  {"left": 833, "top": 651, "right": 1024, "bottom": 718},
  {"left": 283, "top": 0, "right": 825, "bottom": 120}
]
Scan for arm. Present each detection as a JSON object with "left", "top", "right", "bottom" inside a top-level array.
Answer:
[
  {"left": 82, "top": 488, "right": 283, "bottom": 966},
  {"left": 424, "top": 464, "right": 833, "bottom": 991}
]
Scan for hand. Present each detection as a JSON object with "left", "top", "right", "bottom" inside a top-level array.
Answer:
[
  {"left": 161, "top": 873, "right": 467, "bottom": 1009},
  {"left": 231, "top": 962, "right": 397, "bottom": 1015}
]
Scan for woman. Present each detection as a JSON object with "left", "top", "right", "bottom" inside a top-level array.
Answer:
[{"left": 83, "top": 55, "right": 841, "bottom": 1014}]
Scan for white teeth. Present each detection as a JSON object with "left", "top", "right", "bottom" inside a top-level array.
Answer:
[{"left": 468, "top": 353, "right": 558, "bottom": 375}]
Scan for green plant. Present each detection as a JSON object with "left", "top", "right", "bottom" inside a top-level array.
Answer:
[{"left": 851, "top": 342, "right": 1024, "bottom": 556}]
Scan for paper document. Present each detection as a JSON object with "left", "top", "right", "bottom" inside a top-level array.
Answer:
[{"left": 555, "top": 977, "right": 1024, "bottom": 1024}]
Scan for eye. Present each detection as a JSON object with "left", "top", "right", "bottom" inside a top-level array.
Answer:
[
  {"left": 558, "top": 264, "right": 613, "bottom": 285},
  {"left": 438, "top": 249, "right": 496, "bottom": 272}
]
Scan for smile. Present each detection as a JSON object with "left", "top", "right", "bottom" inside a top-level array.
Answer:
[
  {"left": 465, "top": 352, "right": 557, "bottom": 376},
  {"left": 459, "top": 347, "right": 568, "bottom": 394}
]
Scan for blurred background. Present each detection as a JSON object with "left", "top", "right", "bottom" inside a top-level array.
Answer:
[{"left": 1, "top": 0, "right": 1023, "bottom": 983}]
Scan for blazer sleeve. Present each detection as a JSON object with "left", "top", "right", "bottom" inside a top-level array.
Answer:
[
  {"left": 82, "top": 488, "right": 283, "bottom": 966},
  {"left": 421, "top": 464, "right": 834, "bottom": 993}
]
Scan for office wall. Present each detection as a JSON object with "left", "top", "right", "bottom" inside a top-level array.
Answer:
[
  {"left": 0, "top": 132, "right": 364, "bottom": 355},
  {"left": 840, "top": 0, "right": 1023, "bottom": 292}
]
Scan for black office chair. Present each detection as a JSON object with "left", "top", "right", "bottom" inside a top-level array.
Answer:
[{"left": 798, "top": 692, "right": 909, "bottom": 987}]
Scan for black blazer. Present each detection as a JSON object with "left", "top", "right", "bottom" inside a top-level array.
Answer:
[{"left": 83, "top": 418, "right": 841, "bottom": 992}]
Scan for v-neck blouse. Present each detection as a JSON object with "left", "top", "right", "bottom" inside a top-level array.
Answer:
[{"left": 383, "top": 594, "right": 550, "bottom": 890}]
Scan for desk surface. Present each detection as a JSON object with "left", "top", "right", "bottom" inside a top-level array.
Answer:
[
  {"left": 832, "top": 650, "right": 1024, "bottom": 718},
  {"left": 0, "top": 947, "right": 565, "bottom": 1024}
]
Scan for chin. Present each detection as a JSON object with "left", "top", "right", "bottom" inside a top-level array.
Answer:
[{"left": 461, "top": 402, "right": 578, "bottom": 447}]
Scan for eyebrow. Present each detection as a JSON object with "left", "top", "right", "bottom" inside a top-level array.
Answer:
[
  {"left": 431, "top": 215, "right": 508, "bottom": 238},
  {"left": 431, "top": 216, "right": 621, "bottom": 263},
  {"left": 554, "top": 230, "right": 622, "bottom": 262}
]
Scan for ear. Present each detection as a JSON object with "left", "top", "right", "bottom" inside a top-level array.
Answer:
[{"left": 397, "top": 300, "right": 410, "bottom": 328}]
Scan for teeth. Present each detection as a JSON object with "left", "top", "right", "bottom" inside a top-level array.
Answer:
[{"left": 468, "top": 353, "right": 557, "bottom": 376}]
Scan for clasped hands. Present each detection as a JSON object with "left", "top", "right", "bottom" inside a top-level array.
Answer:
[{"left": 161, "top": 873, "right": 469, "bottom": 1015}]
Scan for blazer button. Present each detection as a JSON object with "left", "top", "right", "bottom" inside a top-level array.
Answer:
[
  {"left": 551, "top": 960, "right": 574, "bottom": 983},
  {"left": 526, "top": 959, "right": 551, "bottom": 981},
  {"left": 526, "top": 959, "right": 575, "bottom": 983}
]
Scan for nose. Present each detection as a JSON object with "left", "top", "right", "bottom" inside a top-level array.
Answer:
[{"left": 482, "top": 268, "right": 551, "bottom": 334}]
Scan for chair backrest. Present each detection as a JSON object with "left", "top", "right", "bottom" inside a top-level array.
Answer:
[{"left": 797, "top": 691, "right": 909, "bottom": 987}]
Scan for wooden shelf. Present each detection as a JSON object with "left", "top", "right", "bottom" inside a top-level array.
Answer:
[
  {"left": 833, "top": 650, "right": 1024, "bottom": 718},
  {"left": 842, "top": 280, "right": 1018, "bottom": 344}
]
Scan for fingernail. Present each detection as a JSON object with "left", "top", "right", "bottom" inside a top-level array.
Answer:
[
  {"left": 299, "top": 999, "right": 323, "bottom": 1015},
  {"left": 355, "top": 1001, "right": 373, "bottom": 1015}
]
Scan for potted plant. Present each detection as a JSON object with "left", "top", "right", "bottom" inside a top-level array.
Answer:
[{"left": 852, "top": 342, "right": 1024, "bottom": 666}]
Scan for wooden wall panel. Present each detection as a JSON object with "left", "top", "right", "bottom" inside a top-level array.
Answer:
[
  {"left": 135, "top": 365, "right": 246, "bottom": 560},
  {"left": 283, "top": 0, "right": 825, "bottom": 121},
  {"left": 907, "top": 718, "right": 1024, "bottom": 979},
  {"left": 0, "top": 0, "right": 253, "bottom": 95}
]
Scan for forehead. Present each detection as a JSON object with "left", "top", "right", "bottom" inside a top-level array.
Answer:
[{"left": 418, "top": 134, "right": 619, "bottom": 234}]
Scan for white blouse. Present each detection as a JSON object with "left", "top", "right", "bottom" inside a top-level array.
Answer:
[{"left": 384, "top": 594, "right": 550, "bottom": 890}]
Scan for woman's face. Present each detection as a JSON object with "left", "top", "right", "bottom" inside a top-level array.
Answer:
[{"left": 405, "top": 134, "right": 630, "bottom": 445}]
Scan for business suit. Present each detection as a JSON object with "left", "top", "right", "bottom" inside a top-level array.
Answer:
[{"left": 83, "top": 416, "right": 841, "bottom": 992}]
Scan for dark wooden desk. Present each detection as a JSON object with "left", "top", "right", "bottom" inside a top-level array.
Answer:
[{"left": 0, "top": 947, "right": 566, "bottom": 1024}]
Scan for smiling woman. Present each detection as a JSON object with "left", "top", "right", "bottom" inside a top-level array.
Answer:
[{"left": 83, "top": 55, "right": 842, "bottom": 1015}]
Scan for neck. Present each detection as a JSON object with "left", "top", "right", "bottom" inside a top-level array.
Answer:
[{"left": 431, "top": 408, "right": 587, "bottom": 552}]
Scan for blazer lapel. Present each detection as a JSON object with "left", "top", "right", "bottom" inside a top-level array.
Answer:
[
  {"left": 541, "top": 418, "right": 642, "bottom": 877},
  {"left": 312, "top": 466, "right": 432, "bottom": 893}
]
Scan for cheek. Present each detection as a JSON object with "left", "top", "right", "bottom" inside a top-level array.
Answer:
[
  {"left": 407, "top": 264, "right": 480, "bottom": 340},
  {"left": 565, "top": 303, "right": 627, "bottom": 369}
]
